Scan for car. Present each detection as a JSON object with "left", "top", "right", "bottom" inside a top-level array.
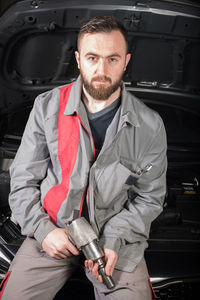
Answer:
[{"left": 0, "top": 0, "right": 200, "bottom": 299}]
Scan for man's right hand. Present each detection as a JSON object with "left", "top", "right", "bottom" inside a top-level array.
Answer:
[{"left": 42, "top": 228, "right": 80, "bottom": 259}]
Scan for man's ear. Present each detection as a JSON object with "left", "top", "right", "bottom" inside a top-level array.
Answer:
[
  {"left": 125, "top": 53, "right": 131, "bottom": 68},
  {"left": 75, "top": 51, "right": 80, "bottom": 69}
]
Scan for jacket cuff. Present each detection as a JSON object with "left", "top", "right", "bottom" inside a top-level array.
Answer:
[
  {"left": 34, "top": 219, "right": 57, "bottom": 244},
  {"left": 99, "top": 237, "right": 121, "bottom": 254}
]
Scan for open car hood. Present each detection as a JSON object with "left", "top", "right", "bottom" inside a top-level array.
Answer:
[
  {"left": 0, "top": 0, "right": 200, "bottom": 116},
  {"left": 0, "top": 1, "right": 200, "bottom": 297}
]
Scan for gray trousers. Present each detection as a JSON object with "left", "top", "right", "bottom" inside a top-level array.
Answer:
[{"left": 1, "top": 237, "right": 152, "bottom": 300}]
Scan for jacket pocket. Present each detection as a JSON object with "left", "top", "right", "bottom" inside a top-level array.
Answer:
[
  {"left": 95, "top": 160, "right": 153, "bottom": 208},
  {"left": 96, "top": 161, "right": 132, "bottom": 205}
]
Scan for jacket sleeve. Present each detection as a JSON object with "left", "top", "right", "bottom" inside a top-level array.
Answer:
[
  {"left": 9, "top": 95, "right": 57, "bottom": 243},
  {"left": 99, "top": 120, "right": 167, "bottom": 254}
]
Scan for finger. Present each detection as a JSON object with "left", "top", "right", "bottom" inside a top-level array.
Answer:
[
  {"left": 88, "top": 260, "right": 94, "bottom": 271},
  {"left": 91, "top": 263, "right": 99, "bottom": 279},
  {"left": 59, "top": 248, "right": 72, "bottom": 257},
  {"left": 56, "top": 253, "right": 67, "bottom": 259},
  {"left": 50, "top": 253, "right": 66, "bottom": 260},
  {"left": 104, "top": 250, "right": 117, "bottom": 276},
  {"left": 66, "top": 241, "right": 79, "bottom": 255},
  {"left": 85, "top": 260, "right": 89, "bottom": 268},
  {"left": 64, "top": 230, "right": 80, "bottom": 255},
  {"left": 98, "top": 274, "right": 103, "bottom": 283},
  {"left": 105, "top": 255, "right": 117, "bottom": 276},
  {"left": 105, "top": 261, "right": 115, "bottom": 276}
]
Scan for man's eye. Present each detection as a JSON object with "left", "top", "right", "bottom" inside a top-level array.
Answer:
[
  {"left": 109, "top": 58, "right": 117, "bottom": 63},
  {"left": 88, "top": 56, "right": 96, "bottom": 61}
]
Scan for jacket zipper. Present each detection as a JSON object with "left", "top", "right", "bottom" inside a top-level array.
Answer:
[
  {"left": 77, "top": 114, "right": 95, "bottom": 161},
  {"left": 76, "top": 114, "right": 96, "bottom": 219}
]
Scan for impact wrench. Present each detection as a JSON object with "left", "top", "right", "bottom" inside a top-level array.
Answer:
[{"left": 66, "top": 217, "right": 115, "bottom": 289}]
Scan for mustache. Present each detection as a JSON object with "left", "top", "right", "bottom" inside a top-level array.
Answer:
[{"left": 91, "top": 76, "right": 112, "bottom": 84}]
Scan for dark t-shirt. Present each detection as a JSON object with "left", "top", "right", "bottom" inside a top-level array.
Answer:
[{"left": 84, "top": 98, "right": 121, "bottom": 157}]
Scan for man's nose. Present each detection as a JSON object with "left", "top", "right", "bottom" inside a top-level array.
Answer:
[{"left": 96, "top": 59, "right": 107, "bottom": 76}]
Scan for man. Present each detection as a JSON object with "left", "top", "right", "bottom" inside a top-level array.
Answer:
[{"left": 1, "top": 16, "right": 167, "bottom": 300}]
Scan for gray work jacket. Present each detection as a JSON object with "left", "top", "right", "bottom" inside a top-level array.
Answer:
[{"left": 9, "top": 76, "right": 167, "bottom": 272}]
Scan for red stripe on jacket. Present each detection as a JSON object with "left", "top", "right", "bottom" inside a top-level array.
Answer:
[{"left": 43, "top": 83, "right": 80, "bottom": 224}]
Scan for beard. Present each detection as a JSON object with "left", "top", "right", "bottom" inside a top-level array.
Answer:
[{"left": 80, "top": 71, "right": 124, "bottom": 100}]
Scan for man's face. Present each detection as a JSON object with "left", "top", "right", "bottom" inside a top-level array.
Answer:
[{"left": 75, "top": 30, "right": 131, "bottom": 100}]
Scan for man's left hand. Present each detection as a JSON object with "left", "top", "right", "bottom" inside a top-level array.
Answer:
[{"left": 85, "top": 248, "right": 118, "bottom": 283}]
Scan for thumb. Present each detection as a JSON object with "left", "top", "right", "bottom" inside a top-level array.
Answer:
[{"left": 104, "top": 249, "right": 117, "bottom": 276}]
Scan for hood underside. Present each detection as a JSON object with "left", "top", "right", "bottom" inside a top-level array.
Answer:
[{"left": 0, "top": 0, "right": 200, "bottom": 115}]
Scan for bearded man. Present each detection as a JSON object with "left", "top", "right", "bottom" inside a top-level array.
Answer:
[{"left": 1, "top": 16, "right": 167, "bottom": 300}]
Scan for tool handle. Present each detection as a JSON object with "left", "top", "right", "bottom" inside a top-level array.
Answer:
[{"left": 98, "top": 266, "right": 115, "bottom": 289}]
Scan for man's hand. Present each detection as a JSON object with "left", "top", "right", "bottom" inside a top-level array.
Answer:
[
  {"left": 42, "top": 228, "right": 79, "bottom": 259},
  {"left": 85, "top": 249, "right": 118, "bottom": 283}
]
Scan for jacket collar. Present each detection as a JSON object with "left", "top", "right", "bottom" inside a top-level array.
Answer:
[
  {"left": 64, "top": 75, "right": 140, "bottom": 127},
  {"left": 120, "top": 83, "right": 140, "bottom": 127},
  {"left": 64, "top": 75, "right": 82, "bottom": 116}
]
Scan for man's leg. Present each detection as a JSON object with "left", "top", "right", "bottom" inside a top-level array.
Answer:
[
  {"left": 85, "top": 257, "right": 152, "bottom": 300},
  {"left": 1, "top": 237, "right": 79, "bottom": 300}
]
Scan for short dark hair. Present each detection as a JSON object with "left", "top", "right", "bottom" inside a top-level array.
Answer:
[{"left": 77, "top": 16, "right": 128, "bottom": 52}]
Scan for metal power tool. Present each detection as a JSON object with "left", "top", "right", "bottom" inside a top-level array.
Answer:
[{"left": 66, "top": 217, "right": 115, "bottom": 289}]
